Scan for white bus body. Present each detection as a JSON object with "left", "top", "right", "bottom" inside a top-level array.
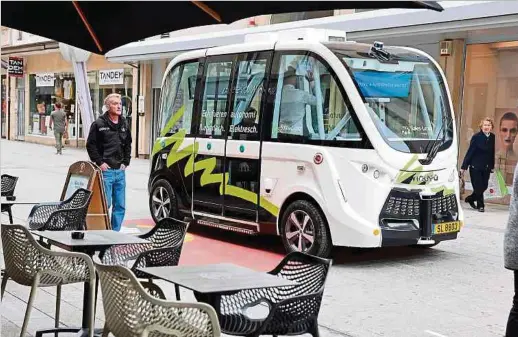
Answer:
[{"left": 148, "top": 29, "right": 463, "bottom": 257}]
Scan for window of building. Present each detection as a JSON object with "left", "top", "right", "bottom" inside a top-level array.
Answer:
[
  {"left": 460, "top": 41, "right": 518, "bottom": 200},
  {"left": 198, "top": 60, "right": 232, "bottom": 138},
  {"left": 270, "top": 53, "right": 361, "bottom": 143},
  {"left": 158, "top": 61, "right": 199, "bottom": 136},
  {"left": 28, "top": 72, "right": 75, "bottom": 137}
]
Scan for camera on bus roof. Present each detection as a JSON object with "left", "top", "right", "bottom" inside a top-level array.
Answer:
[{"left": 373, "top": 41, "right": 384, "bottom": 50}]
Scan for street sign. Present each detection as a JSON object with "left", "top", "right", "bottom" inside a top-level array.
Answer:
[{"left": 8, "top": 57, "right": 23, "bottom": 77}]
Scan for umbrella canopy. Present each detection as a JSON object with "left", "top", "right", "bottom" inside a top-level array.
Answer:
[{"left": 2, "top": 1, "right": 443, "bottom": 55}]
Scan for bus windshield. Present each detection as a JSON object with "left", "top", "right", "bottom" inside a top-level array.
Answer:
[{"left": 327, "top": 43, "right": 454, "bottom": 153}]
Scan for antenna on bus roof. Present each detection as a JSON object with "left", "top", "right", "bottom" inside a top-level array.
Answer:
[{"left": 244, "top": 28, "right": 347, "bottom": 44}]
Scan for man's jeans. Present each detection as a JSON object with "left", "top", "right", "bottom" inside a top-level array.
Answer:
[{"left": 102, "top": 169, "right": 126, "bottom": 231}]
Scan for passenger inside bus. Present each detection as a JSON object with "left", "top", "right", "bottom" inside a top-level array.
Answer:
[{"left": 278, "top": 66, "right": 318, "bottom": 136}]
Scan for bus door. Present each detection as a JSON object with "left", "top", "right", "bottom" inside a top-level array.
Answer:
[
  {"left": 223, "top": 51, "right": 272, "bottom": 223},
  {"left": 192, "top": 55, "right": 234, "bottom": 215}
]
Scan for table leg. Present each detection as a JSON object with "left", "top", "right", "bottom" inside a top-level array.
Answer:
[{"left": 194, "top": 292, "right": 222, "bottom": 315}]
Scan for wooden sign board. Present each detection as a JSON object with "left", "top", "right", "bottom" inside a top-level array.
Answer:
[{"left": 60, "top": 161, "right": 111, "bottom": 230}]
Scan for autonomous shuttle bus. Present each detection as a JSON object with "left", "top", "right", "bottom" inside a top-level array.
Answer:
[{"left": 148, "top": 28, "right": 463, "bottom": 257}]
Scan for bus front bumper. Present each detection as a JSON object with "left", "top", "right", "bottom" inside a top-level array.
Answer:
[{"left": 381, "top": 226, "right": 459, "bottom": 247}]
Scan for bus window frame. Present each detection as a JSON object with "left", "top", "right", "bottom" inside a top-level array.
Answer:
[
  {"left": 159, "top": 58, "right": 204, "bottom": 138},
  {"left": 262, "top": 50, "right": 373, "bottom": 149},
  {"left": 194, "top": 54, "right": 236, "bottom": 140}
]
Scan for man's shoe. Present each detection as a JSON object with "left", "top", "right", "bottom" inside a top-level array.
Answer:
[
  {"left": 467, "top": 200, "right": 477, "bottom": 209},
  {"left": 478, "top": 207, "right": 485, "bottom": 212}
]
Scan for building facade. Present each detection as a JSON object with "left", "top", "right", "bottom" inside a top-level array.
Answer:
[{"left": 1, "top": 27, "right": 137, "bottom": 151}]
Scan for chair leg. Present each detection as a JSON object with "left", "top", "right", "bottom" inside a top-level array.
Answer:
[
  {"left": 1, "top": 271, "right": 8, "bottom": 299},
  {"left": 8, "top": 209, "right": 13, "bottom": 224},
  {"left": 20, "top": 274, "right": 41, "bottom": 337},
  {"left": 88, "top": 279, "right": 96, "bottom": 337},
  {"left": 175, "top": 284, "right": 181, "bottom": 301},
  {"left": 55, "top": 285, "right": 61, "bottom": 337},
  {"left": 309, "top": 321, "right": 320, "bottom": 337},
  {"left": 101, "top": 323, "right": 110, "bottom": 337}
]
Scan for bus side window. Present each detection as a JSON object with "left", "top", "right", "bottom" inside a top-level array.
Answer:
[
  {"left": 158, "top": 61, "right": 199, "bottom": 137},
  {"left": 270, "top": 53, "right": 362, "bottom": 142},
  {"left": 228, "top": 58, "right": 267, "bottom": 141},
  {"left": 198, "top": 60, "right": 232, "bottom": 138}
]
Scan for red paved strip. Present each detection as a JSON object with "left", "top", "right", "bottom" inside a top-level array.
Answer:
[{"left": 123, "top": 218, "right": 284, "bottom": 272}]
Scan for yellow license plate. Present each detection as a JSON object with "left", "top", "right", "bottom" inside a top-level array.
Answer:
[{"left": 433, "top": 221, "right": 461, "bottom": 235}]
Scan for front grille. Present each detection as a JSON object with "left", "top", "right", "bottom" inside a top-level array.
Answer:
[
  {"left": 385, "top": 196, "right": 420, "bottom": 217},
  {"left": 380, "top": 189, "right": 458, "bottom": 221},
  {"left": 431, "top": 193, "right": 457, "bottom": 214}
]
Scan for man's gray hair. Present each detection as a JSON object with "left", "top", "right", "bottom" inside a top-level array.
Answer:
[{"left": 104, "top": 93, "right": 122, "bottom": 109}]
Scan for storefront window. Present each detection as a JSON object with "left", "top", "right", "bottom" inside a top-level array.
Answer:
[
  {"left": 28, "top": 72, "right": 75, "bottom": 137},
  {"left": 460, "top": 41, "right": 518, "bottom": 201},
  {"left": 89, "top": 68, "right": 133, "bottom": 132},
  {"left": 29, "top": 68, "right": 133, "bottom": 139}
]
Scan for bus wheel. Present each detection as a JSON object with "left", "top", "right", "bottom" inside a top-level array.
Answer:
[
  {"left": 149, "top": 179, "right": 178, "bottom": 223},
  {"left": 280, "top": 200, "right": 332, "bottom": 258}
]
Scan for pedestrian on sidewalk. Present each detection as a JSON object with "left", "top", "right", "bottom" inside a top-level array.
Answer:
[
  {"left": 504, "top": 164, "right": 518, "bottom": 336},
  {"left": 49, "top": 102, "right": 67, "bottom": 155},
  {"left": 86, "top": 93, "right": 132, "bottom": 231},
  {"left": 460, "top": 117, "right": 495, "bottom": 212}
]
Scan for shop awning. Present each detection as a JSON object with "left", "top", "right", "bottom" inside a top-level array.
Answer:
[
  {"left": 1, "top": 1, "right": 442, "bottom": 55},
  {"left": 105, "top": 1, "right": 518, "bottom": 63}
]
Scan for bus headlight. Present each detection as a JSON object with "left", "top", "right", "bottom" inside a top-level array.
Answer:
[{"left": 373, "top": 170, "right": 380, "bottom": 179}]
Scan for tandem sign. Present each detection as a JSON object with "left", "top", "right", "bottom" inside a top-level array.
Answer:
[
  {"left": 99, "top": 69, "right": 124, "bottom": 85},
  {"left": 8, "top": 57, "right": 23, "bottom": 77}
]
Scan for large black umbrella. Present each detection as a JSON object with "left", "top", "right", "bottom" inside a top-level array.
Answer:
[{"left": 2, "top": 1, "right": 443, "bottom": 55}]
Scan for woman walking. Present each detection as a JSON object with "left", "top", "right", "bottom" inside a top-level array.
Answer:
[
  {"left": 460, "top": 117, "right": 495, "bottom": 212},
  {"left": 504, "top": 164, "right": 518, "bottom": 336}
]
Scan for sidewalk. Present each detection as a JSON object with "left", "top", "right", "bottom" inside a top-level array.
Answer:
[{"left": 1, "top": 139, "right": 513, "bottom": 337}]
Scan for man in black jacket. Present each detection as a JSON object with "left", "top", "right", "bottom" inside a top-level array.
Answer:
[
  {"left": 86, "top": 93, "right": 132, "bottom": 231},
  {"left": 460, "top": 118, "right": 495, "bottom": 212}
]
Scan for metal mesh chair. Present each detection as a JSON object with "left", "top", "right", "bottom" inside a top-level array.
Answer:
[
  {"left": 100, "top": 217, "right": 189, "bottom": 299},
  {"left": 214, "top": 252, "right": 332, "bottom": 337},
  {"left": 1, "top": 174, "right": 18, "bottom": 224},
  {"left": 95, "top": 262, "right": 221, "bottom": 337},
  {"left": 0, "top": 224, "right": 96, "bottom": 337},
  {"left": 27, "top": 188, "right": 92, "bottom": 231}
]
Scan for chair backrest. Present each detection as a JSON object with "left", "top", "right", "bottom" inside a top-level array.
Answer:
[
  {"left": 1, "top": 174, "right": 18, "bottom": 196},
  {"left": 47, "top": 188, "right": 92, "bottom": 230},
  {"left": 133, "top": 217, "right": 190, "bottom": 272},
  {"left": 270, "top": 252, "right": 332, "bottom": 297},
  {"left": 142, "top": 217, "right": 189, "bottom": 248},
  {"left": 1, "top": 224, "right": 44, "bottom": 286},
  {"left": 60, "top": 188, "right": 92, "bottom": 210},
  {"left": 95, "top": 262, "right": 220, "bottom": 337}
]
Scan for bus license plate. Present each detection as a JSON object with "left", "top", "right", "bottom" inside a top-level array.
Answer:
[{"left": 433, "top": 221, "right": 461, "bottom": 235}]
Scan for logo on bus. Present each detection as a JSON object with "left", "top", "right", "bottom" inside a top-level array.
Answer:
[{"left": 412, "top": 174, "right": 438, "bottom": 183}]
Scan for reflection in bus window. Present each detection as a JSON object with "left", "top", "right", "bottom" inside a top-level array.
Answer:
[
  {"left": 229, "top": 58, "right": 267, "bottom": 141},
  {"left": 271, "top": 54, "right": 361, "bottom": 142},
  {"left": 199, "top": 61, "right": 232, "bottom": 138},
  {"left": 159, "top": 62, "right": 199, "bottom": 136}
]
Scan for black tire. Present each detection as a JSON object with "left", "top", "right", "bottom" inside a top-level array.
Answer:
[
  {"left": 149, "top": 179, "right": 178, "bottom": 223},
  {"left": 279, "top": 200, "right": 332, "bottom": 258}
]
